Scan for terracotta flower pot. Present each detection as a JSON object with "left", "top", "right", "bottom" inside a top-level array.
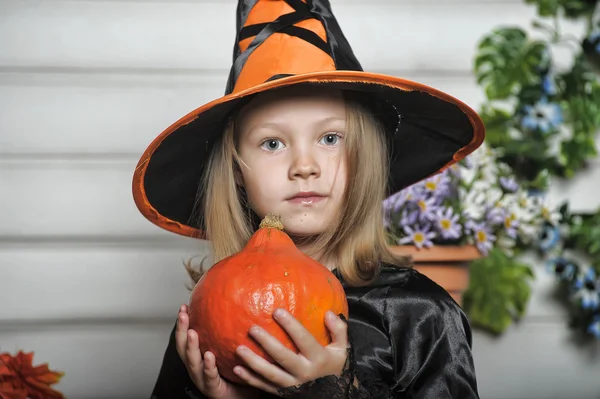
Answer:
[{"left": 389, "top": 245, "right": 481, "bottom": 306}]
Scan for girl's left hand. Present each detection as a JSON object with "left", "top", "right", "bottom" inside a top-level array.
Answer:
[{"left": 232, "top": 308, "right": 349, "bottom": 395}]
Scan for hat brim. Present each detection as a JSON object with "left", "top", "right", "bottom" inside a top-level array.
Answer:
[{"left": 132, "top": 70, "right": 485, "bottom": 239}]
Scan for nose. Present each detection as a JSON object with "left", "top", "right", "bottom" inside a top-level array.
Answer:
[{"left": 289, "top": 152, "right": 321, "bottom": 180}]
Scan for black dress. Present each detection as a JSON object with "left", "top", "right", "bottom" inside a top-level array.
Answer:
[{"left": 150, "top": 264, "right": 480, "bottom": 398}]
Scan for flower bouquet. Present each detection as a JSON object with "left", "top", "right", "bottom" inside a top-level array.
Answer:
[
  {"left": 384, "top": 143, "right": 556, "bottom": 255},
  {"left": 383, "top": 143, "right": 560, "bottom": 333}
]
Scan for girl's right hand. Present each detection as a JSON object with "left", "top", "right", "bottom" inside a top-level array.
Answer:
[{"left": 175, "top": 304, "right": 260, "bottom": 399}]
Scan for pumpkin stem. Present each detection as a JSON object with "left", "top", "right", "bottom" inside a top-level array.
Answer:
[{"left": 259, "top": 214, "right": 284, "bottom": 230}]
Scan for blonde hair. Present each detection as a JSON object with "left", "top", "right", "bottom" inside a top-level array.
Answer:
[{"left": 185, "top": 90, "right": 411, "bottom": 287}]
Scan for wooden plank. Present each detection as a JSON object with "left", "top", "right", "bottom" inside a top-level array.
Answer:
[
  {"left": 1, "top": 1, "right": 581, "bottom": 72},
  {"left": 0, "top": 244, "right": 577, "bottom": 321},
  {"left": 2, "top": 158, "right": 599, "bottom": 238},
  {"left": 0, "top": 321, "right": 174, "bottom": 399},
  {"left": 0, "top": 71, "right": 227, "bottom": 156},
  {"left": 472, "top": 322, "right": 600, "bottom": 399},
  {"left": 0, "top": 71, "right": 484, "bottom": 155},
  {"left": 0, "top": 159, "right": 160, "bottom": 237},
  {"left": 36, "top": 0, "right": 523, "bottom": 3},
  {"left": 0, "top": 319, "right": 598, "bottom": 399},
  {"left": 0, "top": 244, "right": 208, "bottom": 321}
]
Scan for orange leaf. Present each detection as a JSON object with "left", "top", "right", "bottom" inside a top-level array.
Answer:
[
  {"left": 0, "top": 354, "right": 16, "bottom": 379},
  {"left": 0, "top": 378, "right": 27, "bottom": 399},
  {"left": 0, "top": 351, "right": 65, "bottom": 399}
]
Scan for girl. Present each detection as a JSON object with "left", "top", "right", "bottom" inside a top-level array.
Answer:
[{"left": 132, "top": 1, "right": 485, "bottom": 398}]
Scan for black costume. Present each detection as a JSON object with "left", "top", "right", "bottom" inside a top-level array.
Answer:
[{"left": 150, "top": 264, "right": 479, "bottom": 399}]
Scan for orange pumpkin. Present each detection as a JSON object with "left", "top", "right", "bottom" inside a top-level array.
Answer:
[{"left": 188, "top": 214, "right": 349, "bottom": 384}]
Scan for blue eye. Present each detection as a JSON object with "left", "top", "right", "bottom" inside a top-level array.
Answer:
[
  {"left": 320, "top": 133, "right": 341, "bottom": 146},
  {"left": 261, "top": 139, "right": 285, "bottom": 151}
]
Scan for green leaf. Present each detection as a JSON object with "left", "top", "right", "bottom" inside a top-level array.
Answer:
[
  {"left": 525, "top": 0, "right": 561, "bottom": 17},
  {"left": 590, "top": 240, "right": 600, "bottom": 255},
  {"left": 463, "top": 249, "right": 534, "bottom": 334},
  {"left": 479, "top": 104, "right": 514, "bottom": 147},
  {"left": 560, "top": 133, "right": 598, "bottom": 177},
  {"left": 474, "top": 28, "right": 550, "bottom": 100},
  {"left": 559, "top": 0, "right": 598, "bottom": 18}
]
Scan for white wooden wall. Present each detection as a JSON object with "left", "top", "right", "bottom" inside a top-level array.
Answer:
[{"left": 2, "top": 1, "right": 600, "bottom": 398}]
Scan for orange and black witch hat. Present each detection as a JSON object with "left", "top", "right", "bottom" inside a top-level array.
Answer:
[{"left": 133, "top": 0, "right": 485, "bottom": 239}]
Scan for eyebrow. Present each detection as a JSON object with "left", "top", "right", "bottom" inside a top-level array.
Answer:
[{"left": 248, "top": 116, "right": 346, "bottom": 135}]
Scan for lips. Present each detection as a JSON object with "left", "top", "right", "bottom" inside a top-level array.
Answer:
[{"left": 286, "top": 191, "right": 327, "bottom": 204}]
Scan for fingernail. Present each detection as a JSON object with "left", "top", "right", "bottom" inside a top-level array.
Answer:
[
  {"left": 326, "top": 311, "right": 335, "bottom": 320},
  {"left": 274, "top": 308, "right": 286, "bottom": 318},
  {"left": 180, "top": 304, "right": 186, "bottom": 312},
  {"left": 250, "top": 326, "right": 262, "bottom": 336},
  {"left": 237, "top": 345, "right": 248, "bottom": 353},
  {"left": 234, "top": 366, "right": 242, "bottom": 375}
]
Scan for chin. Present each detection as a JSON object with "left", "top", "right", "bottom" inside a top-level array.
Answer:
[
  {"left": 281, "top": 221, "right": 328, "bottom": 238},
  {"left": 254, "top": 207, "right": 336, "bottom": 236}
]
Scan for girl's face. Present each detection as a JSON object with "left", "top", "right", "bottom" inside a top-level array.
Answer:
[{"left": 237, "top": 87, "right": 347, "bottom": 237}]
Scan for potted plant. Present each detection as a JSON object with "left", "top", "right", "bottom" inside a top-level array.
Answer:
[{"left": 383, "top": 143, "right": 559, "bottom": 333}]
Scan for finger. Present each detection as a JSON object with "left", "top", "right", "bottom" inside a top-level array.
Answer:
[
  {"left": 185, "top": 329, "right": 204, "bottom": 381},
  {"left": 202, "top": 351, "right": 226, "bottom": 391},
  {"left": 272, "top": 308, "right": 322, "bottom": 358},
  {"left": 236, "top": 345, "right": 295, "bottom": 387},
  {"left": 248, "top": 326, "right": 304, "bottom": 376},
  {"left": 325, "top": 311, "right": 349, "bottom": 349},
  {"left": 175, "top": 305, "right": 189, "bottom": 361},
  {"left": 233, "top": 365, "right": 281, "bottom": 396}
]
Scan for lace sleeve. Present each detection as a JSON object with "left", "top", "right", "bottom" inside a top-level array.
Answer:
[{"left": 276, "top": 315, "right": 394, "bottom": 399}]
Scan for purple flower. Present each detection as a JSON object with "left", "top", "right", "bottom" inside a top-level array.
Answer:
[
  {"left": 399, "top": 224, "right": 436, "bottom": 249},
  {"left": 574, "top": 268, "right": 599, "bottom": 310},
  {"left": 422, "top": 173, "right": 451, "bottom": 197},
  {"left": 400, "top": 209, "right": 419, "bottom": 226},
  {"left": 499, "top": 176, "right": 519, "bottom": 192},
  {"left": 435, "top": 207, "right": 462, "bottom": 240},
  {"left": 503, "top": 213, "right": 520, "bottom": 239},
  {"left": 383, "top": 191, "right": 403, "bottom": 211},
  {"left": 486, "top": 206, "right": 506, "bottom": 225},
  {"left": 468, "top": 221, "right": 496, "bottom": 255},
  {"left": 416, "top": 196, "right": 439, "bottom": 222},
  {"left": 391, "top": 186, "right": 423, "bottom": 212}
]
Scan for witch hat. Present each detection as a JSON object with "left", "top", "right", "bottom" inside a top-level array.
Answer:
[{"left": 132, "top": 0, "right": 485, "bottom": 239}]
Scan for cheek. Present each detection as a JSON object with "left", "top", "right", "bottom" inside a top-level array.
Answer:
[{"left": 240, "top": 160, "right": 286, "bottom": 207}]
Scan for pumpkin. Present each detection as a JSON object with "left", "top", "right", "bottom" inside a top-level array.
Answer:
[{"left": 188, "top": 213, "right": 349, "bottom": 384}]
